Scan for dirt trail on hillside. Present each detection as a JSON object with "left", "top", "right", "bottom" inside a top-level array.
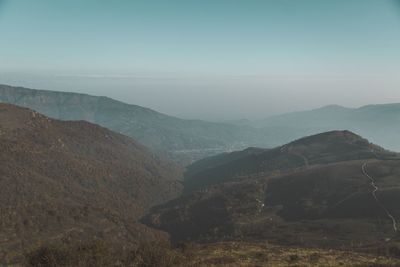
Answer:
[{"left": 362, "top": 162, "right": 397, "bottom": 235}]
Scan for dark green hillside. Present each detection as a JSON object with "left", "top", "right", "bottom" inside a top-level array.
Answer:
[
  {"left": 147, "top": 159, "right": 400, "bottom": 247},
  {"left": 145, "top": 132, "right": 400, "bottom": 250}
]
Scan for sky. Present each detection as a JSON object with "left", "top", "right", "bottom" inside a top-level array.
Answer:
[{"left": 0, "top": 0, "right": 400, "bottom": 120}]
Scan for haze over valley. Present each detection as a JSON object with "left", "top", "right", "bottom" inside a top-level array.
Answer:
[{"left": 1, "top": 0, "right": 400, "bottom": 266}]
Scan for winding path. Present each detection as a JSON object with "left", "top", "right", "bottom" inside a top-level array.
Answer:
[{"left": 362, "top": 162, "right": 397, "bottom": 234}]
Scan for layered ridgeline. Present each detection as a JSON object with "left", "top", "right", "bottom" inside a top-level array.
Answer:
[
  {"left": 253, "top": 104, "right": 400, "bottom": 152},
  {"left": 2, "top": 84, "right": 400, "bottom": 164},
  {"left": 0, "top": 104, "right": 182, "bottom": 264},
  {"left": 0, "top": 84, "right": 270, "bottom": 164},
  {"left": 0, "top": 85, "right": 400, "bottom": 165},
  {"left": 145, "top": 131, "right": 400, "bottom": 250}
]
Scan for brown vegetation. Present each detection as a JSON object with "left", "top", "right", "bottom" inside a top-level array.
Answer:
[
  {"left": 24, "top": 241, "right": 400, "bottom": 267},
  {"left": 0, "top": 103, "right": 182, "bottom": 264}
]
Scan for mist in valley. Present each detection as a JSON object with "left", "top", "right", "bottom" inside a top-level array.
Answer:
[{"left": 1, "top": 1, "right": 400, "bottom": 266}]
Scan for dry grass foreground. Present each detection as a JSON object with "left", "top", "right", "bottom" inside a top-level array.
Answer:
[
  {"left": 184, "top": 242, "right": 400, "bottom": 267},
  {"left": 23, "top": 241, "right": 400, "bottom": 267}
]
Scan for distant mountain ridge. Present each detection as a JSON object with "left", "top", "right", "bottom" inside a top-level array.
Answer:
[
  {"left": 0, "top": 84, "right": 271, "bottom": 164},
  {"left": 2, "top": 84, "right": 399, "bottom": 163},
  {"left": 255, "top": 103, "right": 400, "bottom": 151}
]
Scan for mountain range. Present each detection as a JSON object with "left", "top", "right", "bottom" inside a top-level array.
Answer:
[
  {"left": 2, "top": 84, "right": 400, "bottom": 265},
  {"left": 1, "top": 84, "right": 400, "bottom": 166},
  {"left": 0, "top": 84, "right": 271, "bottom": 165}
]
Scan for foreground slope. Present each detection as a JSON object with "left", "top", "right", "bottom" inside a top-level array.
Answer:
[
  {"left": 146, "top": 131, "right": 400, "bottom": 249},
  {"left": 183, "top": 242, "right": 400, "bottom": 267},
  {"left": 0, "top": 103, "right": 182, "bottom": 263},
  {"left": 0, "top": 84, "right": 270, "bottom": 163},
  {"left": 25, "top": 241, "right": 400, "bottom": 267}
]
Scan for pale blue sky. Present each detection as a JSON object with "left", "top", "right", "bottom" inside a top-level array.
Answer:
[{"left": 0, "top": 0, "right": 399, "bottom": 119}]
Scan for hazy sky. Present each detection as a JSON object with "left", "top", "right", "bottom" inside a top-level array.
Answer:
[{"left": 0, "top": 0, "right": 400, "bottom": 120}]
